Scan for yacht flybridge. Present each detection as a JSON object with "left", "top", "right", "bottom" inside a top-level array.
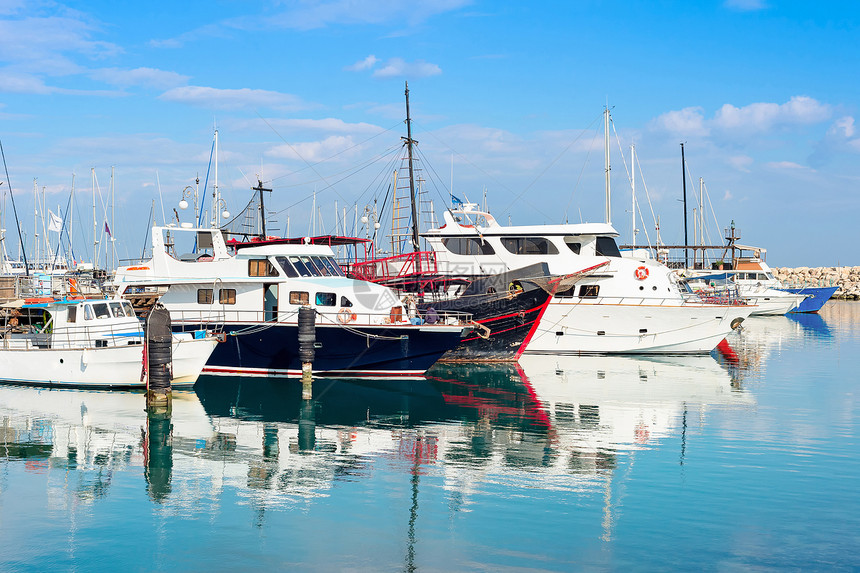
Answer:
[
  {"left": 421, "top": 204, "right": 754, "bottom": 354},
  {"left": 112, "top": 225, "right": 468, "bottom": 378}
]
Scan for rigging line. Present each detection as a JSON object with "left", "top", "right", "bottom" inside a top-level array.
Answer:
[
  {"left": 273, "top": 141, "right": 404, "bottom": 190},
  {"left": 262, "top": 120, "right": 404, "bottom": 185},
  {"left": 634, "top": 152, "right": 658, "bottom": 248},
  {"left": 703, "top": 181, "right": 722, "bottom": 246},
  {"left": 563, "top": 125, "right": 600, "bottom": 223},
  {"left": 409, "top": 118, "right": 524, "bottom": 205},
  {"left": 499, "top": 113, "right": 603, "bottom": 219},
  {"left": 255, "top": 112, "right": 367, "bottom": 206},
  {"left": 0, "top": 139, "right": 29, "bottom": 275},
  {"left": 347, "top": 145, "right": 403, "bottom": 218},
  {"left": 270, "top": 144, "right": 403, "bottom": 218},
  {"left": 412, "top": 144, "right": 464, "bottom": 209}
]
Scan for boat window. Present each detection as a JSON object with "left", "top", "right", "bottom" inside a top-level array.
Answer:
[
  {"left": 328, "top": 257, "right": 346, "bottom": 276},
  {"left": 68, "top": 306, "right": 77, "bottom": 323},
  {"left": 579, "top": 285, "right": 600, "bottom": 298},
  {"left": 110, "top": 302, "right": 126, "bottom": 317},
  {"left": 501, "top": 236, "right": 559, "bottom": 255},
  {"left": 276, "top": 256, "right": 299, "bottom": 278},
  {"left": 311, "top": 256, "right": 331, "bottom": 276},
  {"left": 289, "top": 256, "right": 313, "bottom": 277},
  {"left": 93, "top": 303, "right": 111, "bottom": 319},
  {"left": 553, "top": 286, "right": 577, "bottom": 298},
  {"left": 290, "top": 291, "right": 309, "bottom": 305},
  {"left": 219, "top": 288, "right": 237, "bottom": 304},
  {"left": 340, "top": 296, "right": 353, "bottom": 307},
  {"left": 197, "top": 289, "right": 214, "bottom": 304},
  {"left": 248, "top": 259, "right": 280, "bottom": 277},
  {"left": 442, "top": 237, "right": 496, "bottom": 255},
  {"left": 122, "top": 302, "right": 136, "bottom": 317},
  {"left": 565, "top": 242, "right": 581, "bottom": 255},
  {"left": 301, "top": 256, "right": 323, "bottom": 276},
  {"left": 83, "top": 304, "right": 94, "bottom": 320},
  {"left": 318, "top": 256, "right": 343, "bottom": 276},
  {"left": 595, "top": 237, "right": 621, "bottom": 258},
  {"left": 315, "top": 292, "right": 336, "bottom": 306}
]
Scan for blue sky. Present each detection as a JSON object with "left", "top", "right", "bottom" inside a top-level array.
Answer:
[{"left": 0, "top": 0, "right": 858, "bottom": 267}]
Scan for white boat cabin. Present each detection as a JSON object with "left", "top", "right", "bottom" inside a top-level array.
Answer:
[
  {"left": 113, "top": 226, "right": 430, "bottom": 325},
  {"left": 422, "top": 204, "right": 691, "bottom": 303},
  {"left": 1, "top": 298, "right": 142, "bottom": 350}
]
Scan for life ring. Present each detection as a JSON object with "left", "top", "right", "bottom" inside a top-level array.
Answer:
[
  {"left": 337, "top": 308, "right": 357, "bottom": 324},
  {"left": 634, "top": 266, "right": 649, "bottom": 280}
]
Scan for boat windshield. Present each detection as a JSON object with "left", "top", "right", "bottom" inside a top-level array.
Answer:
[{"left": 279, "top": 255, "right": 345, "bottom": 278}]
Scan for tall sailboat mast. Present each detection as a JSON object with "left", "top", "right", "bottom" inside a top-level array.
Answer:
[
  {"left": 681, "top": 143, "right": 688, "bottom": 268},
  {"left": 404, "top": 82, "right": 420, "bottom": 253},
  {"left": 604, "top": 107, "right": 611, "bottom": 225},
  {"left": 631, "top": 143, "right": 636, "bottom": 246}
]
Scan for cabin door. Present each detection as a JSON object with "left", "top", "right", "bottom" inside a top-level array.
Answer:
[{"left": 264, "top": 284, "right": 278, "bottom": 321}]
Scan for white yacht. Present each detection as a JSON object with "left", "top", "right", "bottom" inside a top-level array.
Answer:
[
  {"left": 421, "top": 204, "right": 753, "bottom": 354},
  {"left": 112, "top": 225, "right": 468, "bottom": 378}
]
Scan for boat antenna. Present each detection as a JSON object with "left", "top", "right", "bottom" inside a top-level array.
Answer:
[
  {"left": 403, "top": 81, "right": 421, "bottom": 253},
  {"left": 681, "top": 142, "right": 688, "bottom": 268},
  {"left": 0, "top": 139, "right": 29, "bottom": 276}
]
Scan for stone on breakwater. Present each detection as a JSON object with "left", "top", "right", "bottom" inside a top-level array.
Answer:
[{"left": 772, "top": 266, "right": 859, "bottom": 300}]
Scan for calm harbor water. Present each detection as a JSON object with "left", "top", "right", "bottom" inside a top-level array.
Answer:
[{"left": 1, "top": 302, "right": 859, "bottom": 571}]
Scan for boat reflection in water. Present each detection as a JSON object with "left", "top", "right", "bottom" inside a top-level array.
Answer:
[{"left": 0, "top": 353, "right": 755, "bottom": 529}]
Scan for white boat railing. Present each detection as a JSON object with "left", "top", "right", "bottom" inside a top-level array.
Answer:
[
  {"left": 165, "top": 307, "right": 472, "bottom": 330},
  {"left": 1, "top": 321, "right": 144, "bottom": 351}
]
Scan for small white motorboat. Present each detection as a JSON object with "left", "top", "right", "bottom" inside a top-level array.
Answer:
[{"left": 0, "top": 296, "right": 219, "bottom": 388}]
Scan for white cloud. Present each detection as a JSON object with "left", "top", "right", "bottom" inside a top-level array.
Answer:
[
  {"left": 727, "top": 155, "right": 753, "bottom": 172},
  {"left": 345, "top": 55, "right": 378, "bottom": 72},
  {"left": 651, "top": 107, "right": 709, "bottom": 137},
  {"left": 266, "top": 135, "right": 359, "bottom": 163},
  {"left": 372, "top": 58, "right": 441, "bottom": 79},
  {"left": 0, "top": 70, "right": 54, "bottom": 94},
  {"left": 766, "top": 161, "right": 807, "bottom": 170},
  {"left": 159, "top": 86, "right": 309, "bottom": 111},
  {"left": 653, "top": 96, "right": 832, "bottom": 140},
  {"left": 828, "top": 116, "right": 855, "bottom": 139},
  {"left": 90, "top": 67, "right": 190, "bottom": 89},
  {"left": 258, "top": 117, "right": 384, "bottom": 135},
  {"left": 713, "top": 96, "right": 830, "bottom": 133},
  {"left": 723, "top": 189, "right": 734, "bottom": 200}
]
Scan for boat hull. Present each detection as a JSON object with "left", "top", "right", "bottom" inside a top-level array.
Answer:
[
  {"left": 744, "top": 292, "right": 806, "bottom": 316},
  {"left": 419, "top": 286, "right": 551, "bottom": 362},
  {"left": 175, "top": 321, "right": 464, "bottom": 379},
  {"left": 0, "top": 337, "right": 217, "bottom": 389},
  {"left": 524, "top": 300, "right": 752, "bottom": 355},
  {"left": 779, "top": 286, "right": 838, "bottom": 313}
]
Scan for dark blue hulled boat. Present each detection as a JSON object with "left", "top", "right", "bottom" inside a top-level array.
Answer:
[
  {"left": 112, "top": 225, "right": 468, "bottom": 379},
  {"left": 779, "top": 285, "right": 839, "bottom": 313}
]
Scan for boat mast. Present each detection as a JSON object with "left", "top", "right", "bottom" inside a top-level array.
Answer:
[
  {"left": 92, "top": 168, "right": 97, "bottom": 269},
  {"left": 404, "top": 82, "right": 420, "bottom": 253},
  {"left": 213, "top": 129, "right": 219, "bottom": 228},
  {"left": 681, "top": 143, "right": 688, "bottom": 269},
  {"left": 604, "top": 107, "right": 611, "bottom": 225},
  {"left": 699, "top": 177, "right": 704, "bottom": 268},
  {"left": 631, "top": 143, "right": 636, "bottom": 246}
]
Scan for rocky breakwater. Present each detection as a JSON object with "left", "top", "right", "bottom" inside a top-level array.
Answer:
[{"left": 772, "top": 266, "right": 860, "bottom": 300}]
